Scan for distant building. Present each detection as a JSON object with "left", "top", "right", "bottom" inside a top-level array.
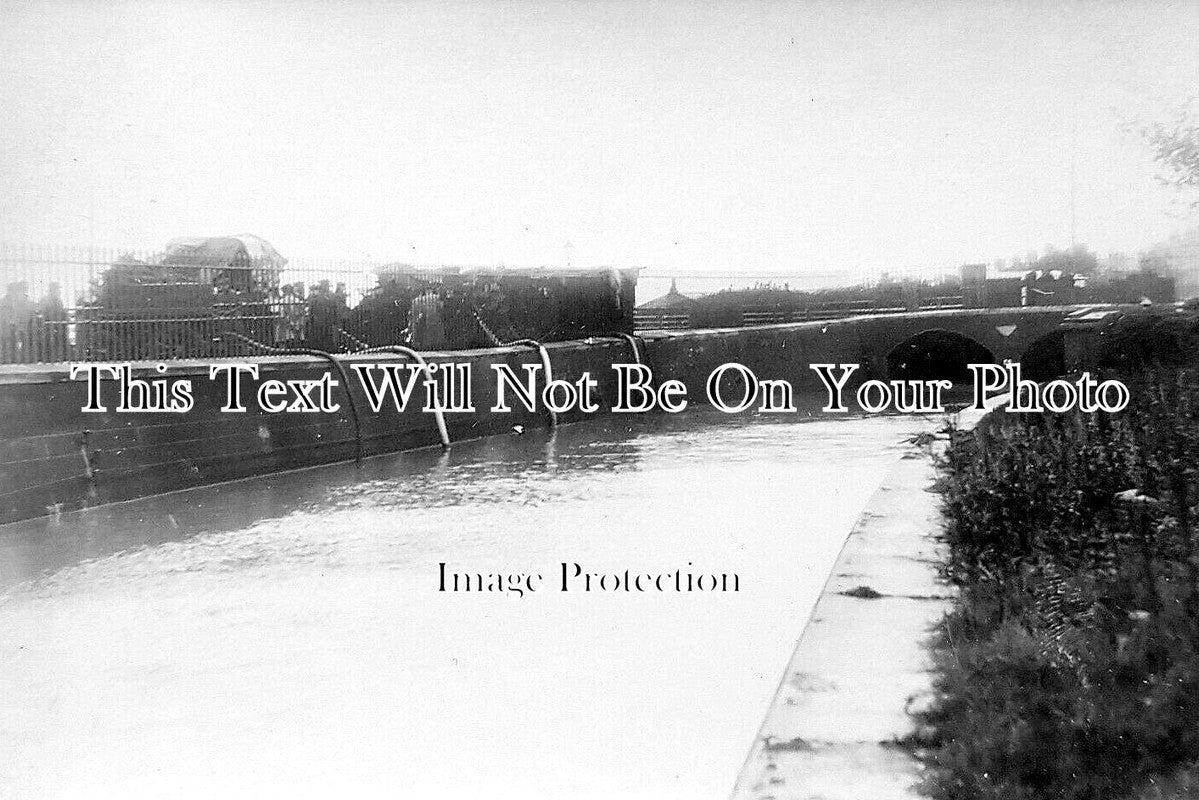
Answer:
[
  {"left": 161, "top": 234, "right": 287, "bottom": 294},
  {"left": 1100, "top": 251, "right": 1132, "bottom": 277},
  {"left": 961, "top": 262, "right": 1092, "bottom": 308},
  {"left": 637, "top": 279, "right": 701, "bottom": 312},
  {"left": 1141, "top": 228, "right": 1199, "bottom": 299},
  {"left": 960, "top": 263, "right": 1024, "bottom": 307},
  {"left": 634, "top": 279, "right": 701, "bottom": 329},
  {"left": 961, "top": 257, "right": 1173, "bottom": 308},
  {"left": 1022, "top": 269, "right": 1085, "bottom": 306}
]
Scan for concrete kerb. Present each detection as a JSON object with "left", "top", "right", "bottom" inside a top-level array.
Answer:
[{"left": 730, "top": 403, "right": 996, "bottom": 800}]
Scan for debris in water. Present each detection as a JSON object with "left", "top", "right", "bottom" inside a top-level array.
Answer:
[
  {"left": 842, "top": 585, "right": 884, "bottom": 599},
  {"left": 763, "top": 735, "right": 815, "bottom": 752}
]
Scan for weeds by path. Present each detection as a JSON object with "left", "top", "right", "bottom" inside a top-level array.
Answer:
[{"left": 916, "top": 362, "right": 1199, "bottom": 800}]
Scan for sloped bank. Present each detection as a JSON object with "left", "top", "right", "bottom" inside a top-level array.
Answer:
[
  {"left": 730, "top": 405, "right": 994, "bottom": 800},
  {"left": 732, "top": 310, "right": 1199, "bottom": 800},
  {"left": 913, "top": 373, "right": 1199, "bottom": 800}
]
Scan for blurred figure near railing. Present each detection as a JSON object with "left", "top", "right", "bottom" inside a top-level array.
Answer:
[
  {"left": 274, "top": 282, "right": 308, "bottom": 347},
  {"left": 304, "top": 280, "right": 349, "bottom": 351},
  {"left": 0, "top": 282, "right": 36, "bottom": 362},
  {"left": 408, "top": 289, "right": 447, "bottom": 350},
  {"left": 37, "top": 282, "right": 65, "bottom": 324},
  {"left": 35, "top": 282, "right": 67, "bottom": 359}
]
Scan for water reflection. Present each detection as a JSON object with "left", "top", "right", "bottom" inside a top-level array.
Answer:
[
  {"left": 0, "top": 409, "right": 935, "bottom": 800},
  {"left": 0, "top": 410, "right": 849, "bottom": 592}
]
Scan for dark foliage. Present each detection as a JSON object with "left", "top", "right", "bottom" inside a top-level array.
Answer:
[
  {"left": 919, "top": 351, "right": 1199, "bottom": 799},
  {"left": 1095, "top": 309, "right": 1199, "bottom": 374}
]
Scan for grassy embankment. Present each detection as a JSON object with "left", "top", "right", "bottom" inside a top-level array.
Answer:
[{"left": 916, "top": 309, "right": 1199, "bottom": 800}]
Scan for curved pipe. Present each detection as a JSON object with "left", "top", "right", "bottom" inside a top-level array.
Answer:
[
  {"left": 504, "top": 338, "right": 558, "bottom": 427},
  {"left": 355, "top": 345, "right": 452, "bottom": 449},
  {"left": 220, "top": 332, "right": 363, "bottom": 465},
  {"left": 610, "top": 332, "right": 643, "bottom": 365}
]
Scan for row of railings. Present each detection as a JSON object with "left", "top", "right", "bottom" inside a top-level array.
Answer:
[
  {"left": 0, "top": 301, "right": 498, "bottom": 364},
  {"left": 0, "top": 295, "right": 969, "bottom": 363},
  {"left": 0, "top": 241, "right": 974, "bottom": 364},
  {"left": 0, "top": 244, "right": 638, "bottom": 365}
]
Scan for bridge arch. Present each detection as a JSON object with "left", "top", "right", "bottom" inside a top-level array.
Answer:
[{"left": 885, "top": 329, "right": 996, "bottom": 383}]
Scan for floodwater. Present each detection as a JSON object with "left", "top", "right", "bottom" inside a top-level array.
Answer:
[{"left": 0, "top": 410, "right": 935, "bottom": 800}]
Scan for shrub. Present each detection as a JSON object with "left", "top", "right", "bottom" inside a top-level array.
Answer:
[{"left": 918, "top": 370, "right": 1199, "bottom": 800}]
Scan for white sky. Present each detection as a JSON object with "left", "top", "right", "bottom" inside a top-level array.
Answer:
[{"left": 2, "top": 0, "right": 1198, "bottom": 272}]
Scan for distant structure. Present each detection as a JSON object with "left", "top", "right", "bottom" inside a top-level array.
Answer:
[
  {"left": 160, "top": 234, "right": 287, "bottom": 295},
  {"left": 94, "top": 234, "right": 287, "bottom": 309},
  {"left": 637, "top": 279, "right": 701, "bottom": 313},
  {"left": 76, "top": 234, "right": 288, "bottom": 360},
  {"left": 961, "top": 256, "right": 1174, "bottom": 309},
  {"left": 1141, "top": 228, "right": 1199, "bottom": 299},
  {"left": 1099, "top": 251, "right": 1133, "bottom": 277},
  {"left": 960, "top": 263, "right": 1029, "bottom": 307}
]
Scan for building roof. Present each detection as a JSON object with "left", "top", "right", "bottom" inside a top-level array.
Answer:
[
  {"left": 638, "top": 279, "right": 700, "bottom": 309},
  {"left": 162, "top": 234, "right": 287, "bottom": 270}
]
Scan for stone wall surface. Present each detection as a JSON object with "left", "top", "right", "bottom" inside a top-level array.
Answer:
[{"left": 0, "top": 309, "right": 1071, "bottom": 524}]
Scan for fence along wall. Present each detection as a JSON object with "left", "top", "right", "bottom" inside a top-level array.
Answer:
[
  {"left": 2, "top": 241, "right": 986, "bottom": 363},
  {"left": 0, "top": 243, "right": 637, "bottom": 364}
]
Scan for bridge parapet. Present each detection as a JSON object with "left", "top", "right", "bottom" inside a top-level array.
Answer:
[
  {"left": 854, "top": 305, "right": 1077, "bottom": 377},
  {"left": 639, "top": 305, "right": 1098, "bottom": 388}
]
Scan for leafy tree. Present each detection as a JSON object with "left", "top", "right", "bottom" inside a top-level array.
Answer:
[{"left": 1144, "top": 109, "right": 1199, "bottom": 200}]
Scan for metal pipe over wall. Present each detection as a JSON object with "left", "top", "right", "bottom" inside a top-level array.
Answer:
[
  {"left": 220, "top": 332, "right": 364, "bottom": 465},
  {"left": 355, "top": 345, "right": 452, "bottom": 449},
  {"left": 504, "top": 339, "right": 558, "bottom": 428}
]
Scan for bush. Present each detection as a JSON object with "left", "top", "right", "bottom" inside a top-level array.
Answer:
[{"left": 918, "top": 370, "right": 1199, "bottom": 800}]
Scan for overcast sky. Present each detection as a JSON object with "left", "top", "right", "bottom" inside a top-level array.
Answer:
[{"left": 2, "top": 0, "right": 1198, "bottom": 273}]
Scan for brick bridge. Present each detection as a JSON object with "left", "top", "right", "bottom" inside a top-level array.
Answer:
[
  {"left": 851, "top": 305, "right": 1084, "bottom": 379},
  {"left": 643, "top": 305, "right": 1098, "bottom": 388}
]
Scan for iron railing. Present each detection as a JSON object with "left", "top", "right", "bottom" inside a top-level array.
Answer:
[
  {"left": 0, "top": 242, "right": 987, "bottom": 363},
  {"left": 0, "top": 244, "right": 633, "bottom": 364},
  {"left": 0, "top": 243, "right": 388, "bottom": 363}
]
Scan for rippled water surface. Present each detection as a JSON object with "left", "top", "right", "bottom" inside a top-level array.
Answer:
[{"left": 0, "top": 410, "right": 933, "bottom": 799}]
